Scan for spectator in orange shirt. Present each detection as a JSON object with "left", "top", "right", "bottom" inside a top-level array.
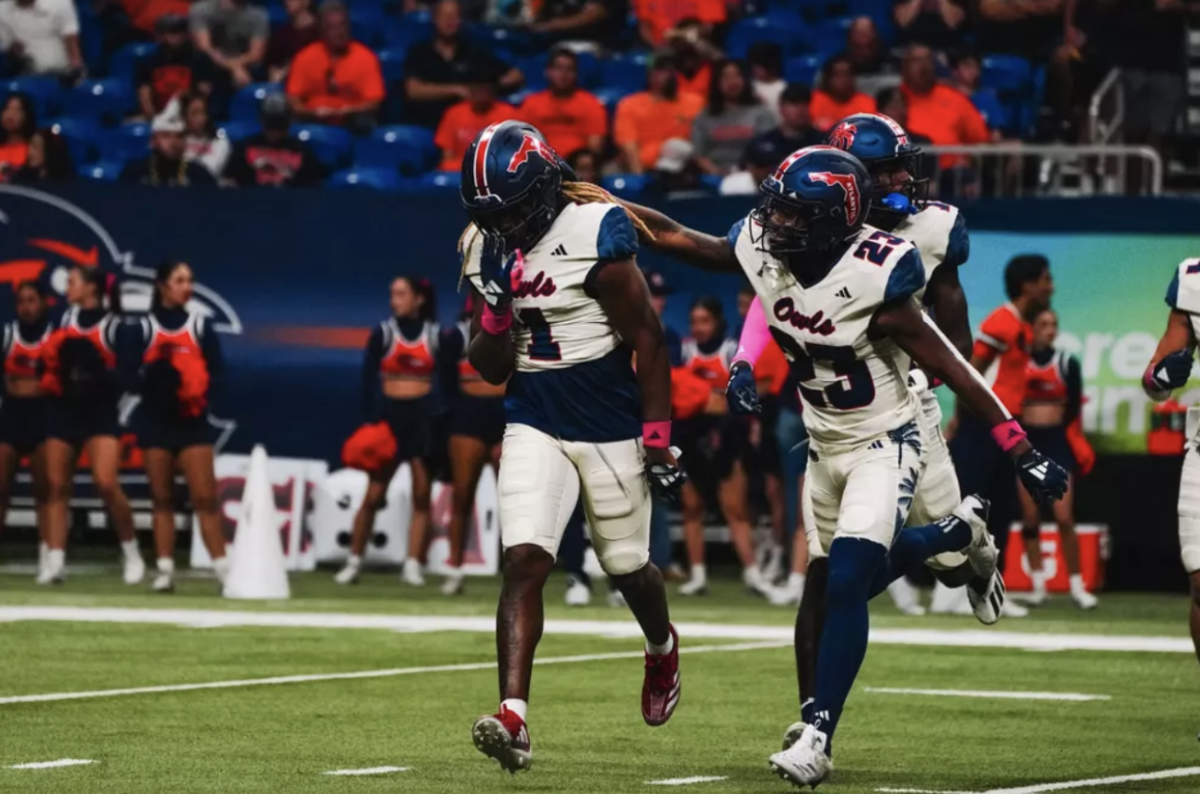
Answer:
[
  {"left": 900, "top": 43, "right": 989, "bottom": 175},
  {"left": 435, "top": 79, "right": 516, "bottom": 171},
  {"left": 635, "top": 0, "right": 726, "bottom": 48},
  {"left": 286, "top": 1, "right": 384, "bottom": 131},
  {"left": 666, "top": 18, "right": 720, "bottom": 99},
  {"left": 809, "top": 55, "right": 876, "bottom": 131},
  {"left": 614, "top": 52, "right": 704, "bottom": 174},
  {"left": 0, "top": 94, "right": 33, "bottom": 181},
  {"left": 518, "top": 47, "right": 606, "bottom": 158}
]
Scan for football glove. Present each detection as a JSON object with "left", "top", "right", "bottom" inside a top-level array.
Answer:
[
  {"left": 1016, "top": 448, "right": 1069, "bottom": 506},
  {"left": 1144, "top": 348, "right": 1193, "bottom": 393},
  {"left": 646, "top": 445, "right": 685, "bottom": 504},
  {"left": 478, "top": 233, "right": 522, "bottom": 312},
  {"left": 726, "top": 361, "right": 761, "bottom": 415}
]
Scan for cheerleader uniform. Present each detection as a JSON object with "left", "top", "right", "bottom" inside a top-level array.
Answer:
[
  {"left": 676, "top": 336, "right": 745, "bottom": 493},
  {"left": 442, "top": 320, "right": 505, "bottom": 447},
  {"left": 0, "top": 319, "right": 50, "bottom": 453},
  {"left": 133, "top": 307, "right": 222, "bottom": 452},
  {"left": 1022, "top": 347, "right": 1082, "bottom": 473},
  {"left": 362, "top": 317, "right": 439, "bottom": 461},
  {"left": 44, "top": 307, "right": 125, "bottom": 444}
]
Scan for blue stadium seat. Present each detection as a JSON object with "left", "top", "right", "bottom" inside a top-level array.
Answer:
[
  {"left": 79, "top": 16, "right": 104, "bottom": 76},
  {"left": 377, "top": 47, "right": 407, "bottom": 83},
  {"left": 266, "top": 3, "right": 289, "bottom": 28},
  {"left": 329, "top": 167, "right": 402, "bottom": 190},
  {"left": 816, "top": 17, "right": 853, "bottom": 50},
  {"left": 231, "top": 83, "right": 284, "bottom": 122},
  {"left": 350, "top": 7, "right": 387, "bottom": 48},
  {"left": 593, "top": 87, "right": 632, "bottom": 116},
  {"left": 981, "top": 55, "right": 1032, "bottom": 94},
  {"left": 467, "top": 24, "right": 530, "bottom": 54},
  {"left": 78, "top": 160, "right": 124, "bottom": 181},
  {"left": 109, "top": 42, "right": 157, "bottom": 83},
  {"left": 726, "top": 15, "right": 807, "bottom": 58},
  {"left": 293, "top": 124, "right": 353, "bottom": 168},
  {"left": 355, "top": 125, "right": 434, "bottom": 173},
  {"left": 217, "top": 120, "right": 260, "bottom": 142},
  {"left": 520, "top": 54, "right": 548, "bottom": 91},
  {"left": 47, "top": 117, "right": 100, "bottom": 164},
  {"left": 65, "top": 79, "right": 134, "bottom": 125},
  {"left": 601, "top": 174, "right": 648, "bottom": 199},
  {"left": 382, "top": 11, "right": 432, "bottom": 49},
  {"left": 783, "top": 55, "right": 822, "bottom": 86},
  {"left": 419, "top": 170, "right": 461, "bottom": 193},
  {"left": 699, "top": 174, "right": 723, "bottom": 192},
  {"left": 505, "top": 89, "right": 535, "bottom": 106},
  {"left": 574, "top": 51, "right": 600, "bottom": 88},
  {"left": 970, "top": 89, "right": 1009, "bottom": 133},
  {"left": 100, "top": 122, "right": 151, "bottom": 163},
  {"left": 0, "top": 77, "right": 65, "bottom": 122},
  {"left": 599, "top": 52, "right": 648, "bottom": 93}
]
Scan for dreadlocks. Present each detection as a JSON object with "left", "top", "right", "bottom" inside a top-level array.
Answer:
[{"left": 458, "top": 183, "right": 657, "bottom": 288}]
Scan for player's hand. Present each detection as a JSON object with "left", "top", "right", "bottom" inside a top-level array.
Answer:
[
  {"left": 1144, "top": 348, "right": 1193, "bottom": 392},
  {"left": 1015, "top": 448, "right": 1068, "bottom": 506},
  {"left": 645, "top": 445, "right": 685, "bottom": 504},
  {"left": 726, "top": 361, "right": 761, "bottom": 415},
  {"left": 479, "top": 234, "right": 522, "bottom": 312}
]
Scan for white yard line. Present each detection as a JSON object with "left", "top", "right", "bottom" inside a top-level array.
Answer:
[
  {"left": 645, "top": 776, "right": 729, "bottom": 786},
  {"left": 864, "top": 687, "right": 1110, "bottom": 702},
  {"left": 877, "top": 789, "right": 975, "bottom": 794},
  {"left": 876, "top": 766, "right": 1200, "bottom": 794},
  {"left": 0, "top": 606, "right": 1192, "bottom": 654},
  {"left": 323, "top": 766, "right": 409, "bottom": 776},
  {"left": 0, "top": 641, "right": 787, "bottom": 706},
  {"left": 7, "top": 759, "right": 97, "bottom": 770}
]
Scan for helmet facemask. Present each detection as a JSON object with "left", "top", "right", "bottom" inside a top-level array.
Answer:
[
  {"left": 751, "top": 194, "right": 850, "bottom": 256},
  {"left": 469, "top": 168, "right": 563, "bottom": 254}
]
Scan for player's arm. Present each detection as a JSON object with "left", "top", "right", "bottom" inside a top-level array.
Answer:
[
  {"left": 467, "top": 283, "right": 515, "bottom": 385},
  {"left": 925, "top": 212, "right": 974, "bottom": 359},
  {"left": 1142, "top": 308, "right": 1194, "bottom": 402},
  {"left": 615, "top": 199, "right": 741, "bottom": 273}
]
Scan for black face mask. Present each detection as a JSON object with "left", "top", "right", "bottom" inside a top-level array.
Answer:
[{"left": 470, "top": 171, "right": 562, "bottom": 254}]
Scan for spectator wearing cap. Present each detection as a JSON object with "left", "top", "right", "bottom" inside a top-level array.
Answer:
[
  {"left": 650, "top": 137, "right": 701, "bottom": 193},
  {"left": 810, "top": 54, "right": 876, "bottom": 132},
  {"left": 287, "top": 1, "right": 384, "bottom": 132},
  {"left": 189, "top": 0, "right": 269, "bottom": 90},
  {"left": 136, "top": 14, "right": 215, "bottom": 119},
  {"left": 435, "top": 78, "right": 516, "bottom": 171},
  {"left": 518, "top": 47, "right": 606, "bottom": 159},
  {"left": 566, "top": 148, "right": 599, "bottom": 184},
  {"left": 223, "top": 92, "right": 324, "bottom": 186},
  {"left": 666, "top": 19, "right": 720, "bottom": 100},
  {"left": 691, "top": 58, "right": 775, "bottom": 176},
  {"left": 531, "top": 0, "right": 628, "bottom": 49},
  {"left": 719, "top": 134, "right": 781, "bottom": 195},
  {"left": 747, "top": 42, "right": 785, "bottom": 120},
  {"left": 266, "top": 0, "right": 319, "bottom": 83},
  {"left": 0, "top": 0, "right": 83, "bottom": 78},
  {"left": 893, "top": 0, "right": 968, "bottom": 52},
  {"left": 402, "top": 0, "right": 523, "bottom": 129},
  {"left": 635, "top": 0, "right": 726, "bottom": 48},
  {"left": 614, "top": 52, "right": 704, "bottom": 174},
  {"left": 899, "top": 44, "right": 988, "bottom": 170},
  {"left": 752, "top": 83, "right": 824, "bottom": 156},
  {"left": 121, "top": 97, "right": 218, "bottom": 186}
]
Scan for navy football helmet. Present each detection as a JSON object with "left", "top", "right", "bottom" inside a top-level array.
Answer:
[
  {"left": 460, "top": 120, "right": 563, "bottom": 253},
  {"left": 825, "top": 113, "right": 926, "bottom": 221},
  {"left": 751, "top": 146, "right": 872, "bottom": 255}
]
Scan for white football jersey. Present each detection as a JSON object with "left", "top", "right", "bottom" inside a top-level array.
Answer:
[
  {"left": 732, "top": 215, "right": 925, "bottom": 447},
  {"left": 891, "top": 201, "right": 968, "bottom": 303},
  {"left": 461, "top": 202, "right": 643, "bottom": 443},
  {"left": 1167, "top": 258, "right": 1200, "bottom": 341}
]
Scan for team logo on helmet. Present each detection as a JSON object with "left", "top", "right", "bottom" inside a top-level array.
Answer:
[
  {"left": 507, "top": 134, "right": 554, "bottom": 175},
  {"left": 828, "top": 122, "right": 858, "bottom": 151},
  {"left": 807, "top": 171, "right": 862, "bottom": 226}
]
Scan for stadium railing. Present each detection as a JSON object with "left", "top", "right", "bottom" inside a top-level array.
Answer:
[{"left": 923, "top": 143, "right": 1162, "bottom": 197}]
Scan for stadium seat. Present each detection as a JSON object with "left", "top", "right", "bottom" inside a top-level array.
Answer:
[
  {"left": 292, "top": 124, "right": 353, "bottom": 168},
  {"left": 377, "top": 47, "right": 407, "bottom": 83},
  {"left": 419, "top": 170, "right": 461, "bottom": 193},
  {"left": 592, "top": 87, "right": 631, "bottom": 116},
  {"left": 699, "top": 174, "right": 723, "bottom": 192},
  {"left": 600, "top": 173, "right": 648, "bottom": 199},
  {"left": 329, "top": 167, "right": 402, "bottom": 190},
  {"left": 469, "top": 25, "right": 530, "bottom": 55},
  {"left": 784, "top": 55, "right": 822, "bottom": 86},
  {"left": 505, "top": 89, "right": 534, "bottom": 107},
  {"left": 0, "top": 77, "right": 65, "bottom": 122},
  {"left": 574, "top": 51, "right": 600, "bottom": 88},
  {"left": 726, "top": 16, "right": 807, "bottom": 58},
  {"left": 354, "top": 124, "right": 434, "bottom": 173},
  {"left": 109, "top": 42, "right": 157, "bottom": 83},
  {"left": 350, "top": 7, "right": 387, "bottom": 48},
  {"left": 48, "top": 117, "right": 101, "bottom": 164},
  {"left": 981, "top": 55, "right": 1032, "bottom": 94},
  {"left": 217, "top": 120, "right": 260, "bottom": 142},
  {"left": 970, "top": 89, "right": 1009, "bottom": 134},
  {"left": 99, "top": 122, "right": 151, "bottom": 163},
  {"left": 266, "top": 3, "right": 289, "bottom": 28},
  {"left": 521, "top": 54, "right": 549, "bottom": 91},
  {"left": 65, "top": 79, "right": 135, "bottom": 126},
  {"left": 77, "top": 160, "right": 124, "bottom": 181},
  {"left": 382, "top": 11, "right": 432, "bottom": 49},
  {"left": 231, "top": 83, "right": 284, "bottom": 122},
  {"left": 599, "top": 52, "right": 649, "bottom": 94}
]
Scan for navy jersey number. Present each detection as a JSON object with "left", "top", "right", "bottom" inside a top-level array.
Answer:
[
  {"left": 853, "top": 230, "right": 906, "bottom": 266},
  {"left": 518, "top": 308, "right": 562, "bottom": 361},
  {"left": 794, "top": 343, "right": 876, "bottom": 410}
]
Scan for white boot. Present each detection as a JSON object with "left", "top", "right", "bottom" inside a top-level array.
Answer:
[
  {"left": 744, "top": 565, "right": 772, "bottom": 597},
  {"left": 1026, "top": 569, "right": 1048, "bottom": 606},
  {"left": 767, "top": 572, "right": 806, "bottom": 606},
  {"left": 564, "top": 575, "right": 591, "bottom": 606},
  {"left": 1069, "top": 574, "right": 1098, "bottom": 609},
  {"left": 334, "top": 555, "right": 362, "bottom": 585},
  {"left": 769, "top": 724, "right": 833, "bottom": 788},
  {"left": 121, "top": 539, "right": 145, "bottom": 585},
  {"left": 887, "top": 577, "right": 926, "bottom": 616},
  {"left": 679, "top": 564, "right": 707, "bottom": 596},
  {"left": 37, "top": 548, "right": 65, "bottom": 585},
  {"left": 401, "top": 558, "right": 425, "bottom": 587},
  {"left": 152, "top": 558, "right": 175, "bottom": 593},
  {"left": 441, "top": 567, "right": 465, "bottom": 596}
]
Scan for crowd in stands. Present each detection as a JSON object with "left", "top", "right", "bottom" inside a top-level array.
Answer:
[{"left": 0, "top": 0, "right": 1185, "bottom": 192}]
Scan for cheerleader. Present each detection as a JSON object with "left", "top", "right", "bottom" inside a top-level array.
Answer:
[
  {"left": 438, "top": 295, "right": 505, "bottom": 595},
  {"left": 39, "top": 266, "right": 145, "bottom": 585},
  {"left": 1018, "top": 308, "right": 1098, "bottom": 609},
  {"left": 0, "top": 282, "right": 51, "bottom": 566},
  {"left": 675, "top": 296, "right": 766, "bottom": 597},
  {"left": 133, "top": 261, "right": 228, "bottom": 592},
  {"left": 335, "top": 276, "right": 438, "bottom": 586}
]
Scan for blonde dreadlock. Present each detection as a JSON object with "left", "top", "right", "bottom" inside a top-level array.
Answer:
[{"left": 457, "top": 183, "right": 657, "bottom": 289}]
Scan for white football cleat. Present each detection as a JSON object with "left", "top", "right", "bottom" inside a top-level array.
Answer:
[
  {"left": 400, "top": 558, "right": 425, "bottom": 587},
  {"left": 781, "top": 720, "right": 807, "bottom": 751},
  {"left": 966, "top": 570, "right": 1006, "bottom": 625},
  {"left": 1070, "top": 586, "right": 1098, "bottom": 610},
  {"left": 887, "top": 578, "right": 926, "bottom": 616},
  {"left": 122, "top": 552, "right": 146, "bottom": 586},
  {"left": 35, "top": 565, "right": 65, "bottom": 586},
  {"left": 152, "top": 572, "right": 174, "bottom": 593},
  {"left": 769, "top": 723, "right": 832, "bottom": 788},
  {"left": 743, "top": 566, "right": 771, "bottom": 597},
  {"left": 956, "top": 495, "right": 997, "bottom": 579},
  {"left": 679, "top": 568, "right": 707, "bottom": 596},
  {"left": 564, "top": 575, "right": 591, "bottom": 607},
  {"left": 334, "top": 556, "right": 361, "bottom": 585},
  {"left": 768, "top": 574, "right": 805, "bottom": 607},
  {"left": 472, "top": 706, "right": 531, "bottom": 774},
  {"left": 441, "top": 568, "right": 465, "bottom": 596}
]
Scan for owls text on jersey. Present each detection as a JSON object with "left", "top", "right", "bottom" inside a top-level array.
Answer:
[
  {"left": 891, "top": 201, "right": 969, "bottom": 304},
  {"left": 730, "top": 214, "right": 926, "bottom": 447},
  {"left": 462, "top": 203, "right": 642, "bottom": 443},
  {"left": 1165, "top": 258, "right": 1200, "bottom": 340}
]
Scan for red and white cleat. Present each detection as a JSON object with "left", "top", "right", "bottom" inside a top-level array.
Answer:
[
  {"left": 642, "top": 623, "right": 681, "bottom": 726},
  {"left": 472, "top": 705, "right": 531, "bottom": 774}
]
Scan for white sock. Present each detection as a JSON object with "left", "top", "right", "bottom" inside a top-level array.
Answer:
[
  {"left": 646, "top": 631, "right": 675, "bottom": 656},
  {"left": 46, "top": 548, "right": 64, "bottom": 571},
  {"left": 38, "top": 541, "right": 48, "bottom": 561},
  {"left": 120, "top": 539, "right": 140, "bottom": 560},
  {"left": 689, "top": 564, "right": 706, "bottom": 581},
  {"left": 501, "top": 698, "right": 527, "bottom": 722},
  {"left": 1069, "top": 573, "right": 1087, "bottom": 593},
  {"left": 1031, "top": 570, "right": 1046, "bottom": 594},
  {"left": 346, "top": 554, "right": 362, "bottom": 568},
  {"left": 157, "top": 557, "right": 175, "bottom": 575},
  {"left": 212, "top": 556, "right": 230, "bottom": 582},
  {"left": 787, "top": 572, "right": 806, "bottom": 591}
]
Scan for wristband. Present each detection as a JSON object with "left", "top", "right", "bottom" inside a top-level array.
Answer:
[
  {"left": 1142, "top": 365, "right": 1162, "bottom": 392},
  {"left": 481, "top": 303, "right": 512, "bottom": 335},
  {"left": 643, "top": 421, "right": 671, "bottom": 449},
  {"left": 991, "top": 419, "right": 1027, "bottom": 452}
]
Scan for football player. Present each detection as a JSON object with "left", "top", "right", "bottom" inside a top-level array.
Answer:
[
  {"left": 619, "top": 146, "right": 1067, "bottom": 786},
  {"left": 458, "top": 120, "right": 685, "bottom": 774},
  {"left": 1143, "top": 258, "right": 1200, "bottom": 728}
]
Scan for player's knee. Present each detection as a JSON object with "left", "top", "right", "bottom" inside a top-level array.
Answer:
[
  {"left": 150, "top": 495, "right": 174, "bottom": 513},
  {"left": 1021, "top": 523, "right": 1040, "bottom": 541},
  {"left": 502, "top": 544, "right": 555, "bottom": 583},
  {"left": 192, "top": 494, "right": 219, "bottom": 515},
  {"left": 596, "top": 545, "right": 648, "bottom": 577},
  {"left": 93, "top": 477, "right": 121, "bottom": 503},
  {"left": 825, "top": 538, "right": 886, "bottom": 604}
]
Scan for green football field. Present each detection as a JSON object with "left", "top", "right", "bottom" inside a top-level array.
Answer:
[{"left": 2, "top": 571, "right": 1199, "bottom": 794}]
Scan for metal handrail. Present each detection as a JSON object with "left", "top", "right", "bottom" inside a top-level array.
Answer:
[
  {"left": 1088, "top": 68, "right": 1124, "bottom": 144},
  {"left": 923, "top": 143, "right": 1162, "bottom": 196}
]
